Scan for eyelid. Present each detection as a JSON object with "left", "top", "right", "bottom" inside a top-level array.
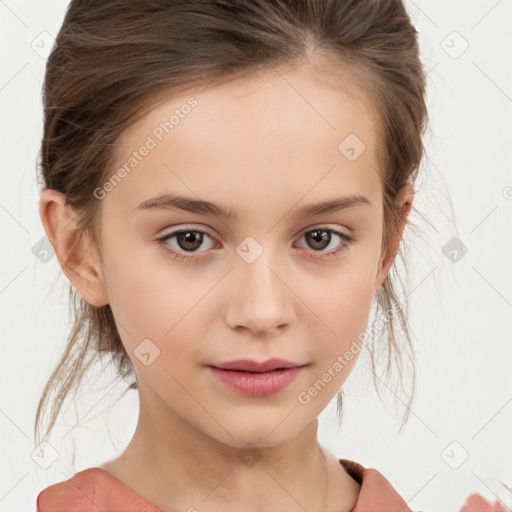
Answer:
[
  {"left": 157, "top": 223, "right": 216, "bottom": 239},
  {"left": 158, "top": 222, "right": 352, "bottom": 239},
  {"left": 296, "top": 222, "right": 353, "bottom": 238}
]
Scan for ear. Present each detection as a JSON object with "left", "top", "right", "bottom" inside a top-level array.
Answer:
[
  {"left": 374, "top": 185, "right": 414, "bottom": 292},
  {"left": 38, "top": 188, "right": 109, "bottom": 307}
]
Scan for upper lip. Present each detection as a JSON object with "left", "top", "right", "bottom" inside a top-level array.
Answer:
[{"left": 209, "top": 358, "right": 307, "bottom": 373}]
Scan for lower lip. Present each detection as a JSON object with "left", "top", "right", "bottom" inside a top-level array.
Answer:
[{"left": 207, "top": 366, "right": 305, "bottom": 396}]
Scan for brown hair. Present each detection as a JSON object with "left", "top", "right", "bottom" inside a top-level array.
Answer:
[{"left": 34, "top": 0, "right": 428, "bottom": 447}]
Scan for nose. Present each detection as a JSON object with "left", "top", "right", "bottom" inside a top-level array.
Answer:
[{"left": 224, "top": 249, "right": 294, "bottom": 335}]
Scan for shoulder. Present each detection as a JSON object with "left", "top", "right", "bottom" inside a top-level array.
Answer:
[
  {"left": 36, "top": 468, "right": 100, "bottom": 512},
  {"left": 36, "top": 467, "right": 160, "bottom": 512},
  {"left": 339, "top": 458, "right": 417, "bottom": 512}
]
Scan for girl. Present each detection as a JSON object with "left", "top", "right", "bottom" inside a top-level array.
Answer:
[{"left": 34, "top": 0, "right": 429, "bottom": 510}]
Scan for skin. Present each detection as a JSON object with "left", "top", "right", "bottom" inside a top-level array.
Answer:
[{"left": 39, "top": 61, "right": 413, "bottom": 512}]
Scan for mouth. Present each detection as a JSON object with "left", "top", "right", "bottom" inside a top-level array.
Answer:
[
  {"left": 206, "top": 359, "right": 308, "bottom": 396},
  {"left": 208, "top": 358, "right": 308, "bottom": 373}
]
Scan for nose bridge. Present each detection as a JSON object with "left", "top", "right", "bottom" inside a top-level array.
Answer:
[
  {"left": 238, "top": 237, "right": 283, "bottom": 298},
  {"left": 227, "top": 236, "right": 293, "bottom": 331}
]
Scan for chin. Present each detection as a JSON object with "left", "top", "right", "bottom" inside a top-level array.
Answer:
[{"left": 209, "top": 415, "right": 310, "bottom": 450}]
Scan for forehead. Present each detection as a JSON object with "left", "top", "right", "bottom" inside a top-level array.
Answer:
[{"left": 106, "top": 63, "right": 382, "bottom": 216}]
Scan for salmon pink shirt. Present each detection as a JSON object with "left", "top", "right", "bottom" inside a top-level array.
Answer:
[{"left": 36, "top": 458, "right": 412, "bottom": 511}]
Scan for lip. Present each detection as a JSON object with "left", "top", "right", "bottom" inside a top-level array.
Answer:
[
  {"left": 209, "top": 358, "right": 306, "bottom": 372},
  {"left": 206, "top": 359, "right": 308, "bottom": 397}
]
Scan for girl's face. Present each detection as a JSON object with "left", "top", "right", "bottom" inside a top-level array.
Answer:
[{"left": 94, "top": 63, "right": 398, "bottom": 447}]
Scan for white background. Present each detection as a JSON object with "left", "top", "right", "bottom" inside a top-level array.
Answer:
[{"left": 1, "top": 1, "right": 511, "bottom": 511}]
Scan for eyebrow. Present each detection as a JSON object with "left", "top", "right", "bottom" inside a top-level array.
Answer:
[{"left": 134, "top": 193, "right": 371, "bottom": 220}]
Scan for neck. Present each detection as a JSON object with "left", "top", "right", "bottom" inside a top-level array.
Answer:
[
  {"left": 126, "top": 426, "right": 326, "bottom": 510},
  {"left": 104, "top": 384, "right": 359, "bottom": 512}
]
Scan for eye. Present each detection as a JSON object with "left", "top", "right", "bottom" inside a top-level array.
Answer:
[
  {"left": 295, "top": 228, "right": 353, "bottom": 259},
  {"left": 156, "top": 226, "right": 353, "bottom": 261},
  {"left": 156, "top": 228, "right": 216, "bottom": 260}
]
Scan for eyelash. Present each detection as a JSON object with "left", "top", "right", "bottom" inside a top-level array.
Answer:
[{"left": 156, "top": 226, "right": 353, "bottom": 261}]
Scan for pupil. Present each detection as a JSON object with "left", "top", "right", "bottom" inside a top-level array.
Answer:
[
  {"left": 309, "top": 230, "right": 329, "bottom": 250},
  {"left": 179, "top": 231, "right": 203, "bottom": 250}
]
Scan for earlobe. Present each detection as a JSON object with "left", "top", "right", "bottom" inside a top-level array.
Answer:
[
  {"left": 38, "top": 188, "right": 109, "bottom": 307},
  {"left": 373, "top": 186, "right": 414, "bottom": 292}
]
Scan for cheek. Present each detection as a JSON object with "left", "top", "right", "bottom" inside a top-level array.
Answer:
[
  {"left": 290, "top": 268, "right": 375, "bottom": 414},
  {"left": 305, "top": 264, "right": 376, "bottom": 356},
  {"left": 102, "top": 261, "right": 204, "bottom": 398},
  {"left": 100, "top": 237, "right": 201, "bottom": 352}
]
